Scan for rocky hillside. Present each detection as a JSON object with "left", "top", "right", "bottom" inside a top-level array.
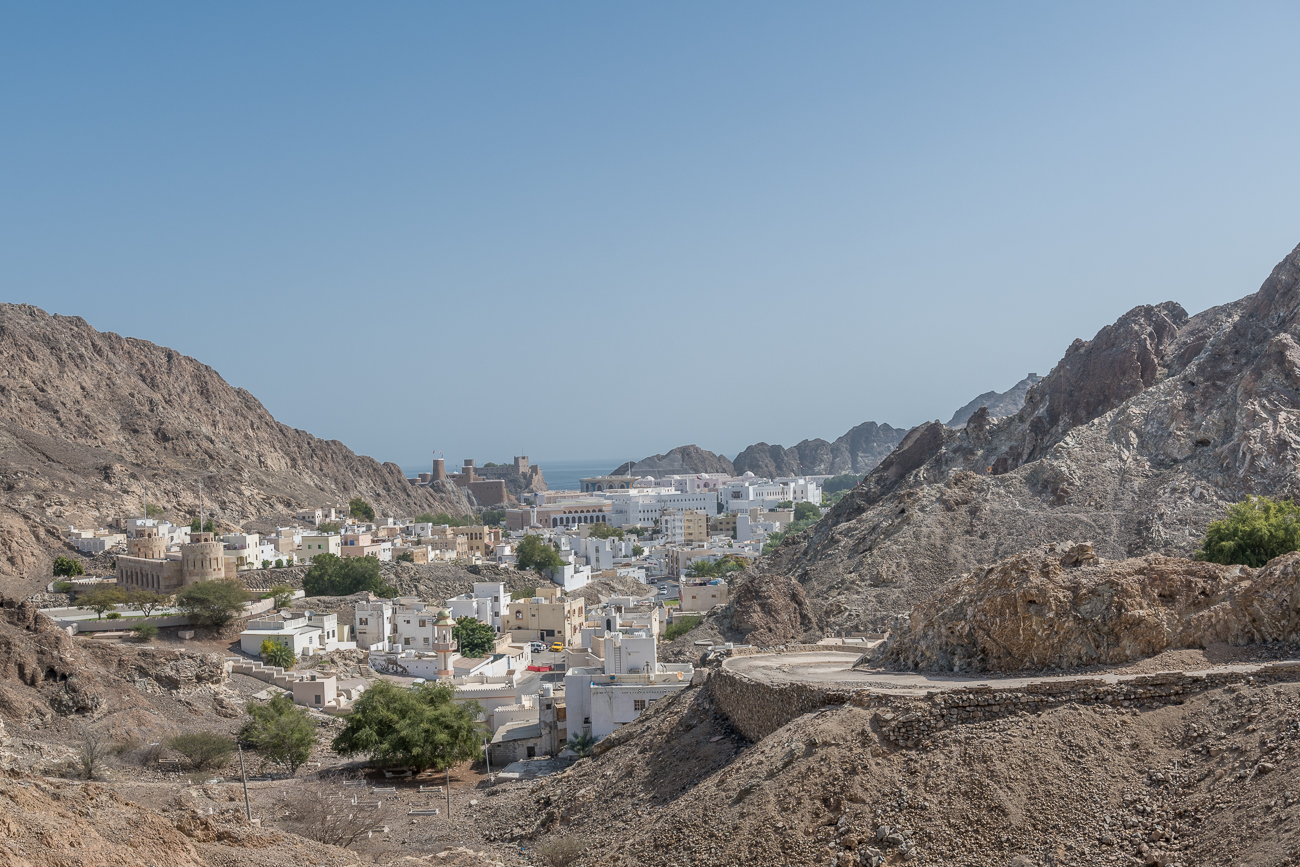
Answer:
[
  {"left": 0, "top": 304, "right": 472, "bottom": 588},
  {"left": 880, "top": 543, "right": 1300, "bottom": 672},
  {"left": 613, "top": 445, "right": 735, "bottom": 476},
  {"left": 945, "top": 372, "right": 1042, "bottom": 427},
  {"left": 732, "top": 421, "right": 908, "bottom": 478},
  {"left": 745, "top": 240, "right": 1300, "bottom": 641}
]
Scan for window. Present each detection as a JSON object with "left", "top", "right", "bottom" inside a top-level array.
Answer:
[
  {"left": 633, "top": 700, "right": 646, "bottom": 711},
  {"left": 419, "top": 620, "right": 426, "bottom": 627},
  {"left": 404, "top": 637, "right": 412, "bottom": 646},
  {"left": 358, "top": 617, "right": 368, "bottom": 625},
  {"left": 515, "top": 611, "right": 522, "bottom": 620}
]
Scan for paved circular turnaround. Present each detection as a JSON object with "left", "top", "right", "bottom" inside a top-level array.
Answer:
[{"left": 724, "top": 650, "right": 1299, "bottom": 696}]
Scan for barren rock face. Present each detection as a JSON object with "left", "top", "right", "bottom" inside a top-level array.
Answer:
[
  {"left": 881, "top": 544, "right": 1300, "bottom": 672},
  {"left": 757, "top": 240, "right": 1300, "bottom": 638},
  {"left": 0, "top": 304, "right": 473, "bottom": 586}
]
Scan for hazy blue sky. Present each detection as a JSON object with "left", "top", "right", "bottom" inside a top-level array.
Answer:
[{"left": 4, "top": 3, "right": 1300, "bottom": 469}]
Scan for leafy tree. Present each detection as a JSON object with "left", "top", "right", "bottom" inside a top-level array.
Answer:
[
  {"left": 453, "top": 616, "right": 496, "bottom": 658},
  {"left": 167, "top": 731, "right": 234, "bottom": 770},
  {"left": 274, "top": 558, "right": 285, "bottom": 568},
  {"left": 480, "top": 508, "right": 507, "bottom": 526},
  {"left": 632, "top": 544, "right": 645, "bottom": 557},
  {"left": 775, "top": 500, "right": 794, "bottom": 510},
  {"left": 268, "top": 584, "right": 294, "bottom": 608},
  {"left": 332, "top": 681, "right": 483, "bottom": 771},
  {"left": 80, "top": 585, "right": 127, "bottom": 619},
  {"left": 144, "top": 503, "right": 165, "bottom": 518},
  {"left": 175, "top": 579, "right": 251, "bottom": 628},
  {"left": 587, "top": 523, "right": 623, "bottom": 539},
  {"left": 127, "top": 589, "right": 171, "bottom": 616},
  {"left": 349, "top": 498, "right": 376, "bottom": 523},
  {"left": 822, "top": 473, "right": 863, "bottom": 495},
  {"left": 1196, "top": 496, "right": 1300, "bottom": 567},
  {"left": 52, "top": 581, "right": 73, "bottom": 594},
  {"left": 302, "top": 553, "right": 394, "bottom": 597},
  {"left": 793, "top": 501, "right": 822, "bottom": 522},
  {"left": 665, "top": 615, "right": 702, "bottom": 641},
  {"left": 414, "top": 512, "right": 467, "bottom": 527},
  {"left": 515, "top": 534, "right": 563, "bottom": 575},
  {"left": 762, "top": 531, "right": 785, "bottom": 555},
  {"left": 241, "top": 693, "right": 316, "bottom": 775},
  {"left": 132, "top": 622, "right": 159, "bottom": 641},
  {"left": 52, "top": 556, "right": 84, "bottom": 578},
  {"left": 261, "top": 639, "right": 295, "bottom": 669},
  {"left": 510, "top": 585, "right": 537, "bottom": 601},
  {"left": 189, "top": 518, "right": 216, "bottom": 533},
  {"left": 316, "top": 521, "right": 341, "bottom": 534},
  {"left": 395, "top": 551, "right": 415, "bottom": 564},
  {"left": 565, "top": 731, "right": 595, "bottom": 758},
  {"left": 686, "top": 556, "right": 745, "bottom": 580},
  {"left": 261, "top": 559, "right": 272, "bottom": 570}
]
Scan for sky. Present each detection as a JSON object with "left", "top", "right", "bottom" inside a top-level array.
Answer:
[{"left": 4, "top": 3, "right": 1300, "bottom": 469}]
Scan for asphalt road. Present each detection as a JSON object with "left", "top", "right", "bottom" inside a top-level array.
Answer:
[{"left": 725, "top": 650, "right": 1300, "bottom": 696}]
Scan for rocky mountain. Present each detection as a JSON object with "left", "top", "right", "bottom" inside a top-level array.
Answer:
[
  {"left": 0, "top": 304, "right": 472, "bottom": 590},
  {"left": 612, "top": 445, "right": 735, "bottom": 477},
  {"left": 945, "top": 372, "right": 1042, "bottom": 427},
  {"left": 731, "top": 421, "right": 908, "bottom": 478},
  {"left": 741, "top": 240, "right": 1300, "bottom": 641}
]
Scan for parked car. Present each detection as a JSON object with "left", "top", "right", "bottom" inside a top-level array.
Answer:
[
  {"left": 529, "top": 641, "right": 546, "bottom": 653},
  {"left": 549, "top": 641, "right": 565, "bottom": 653}
]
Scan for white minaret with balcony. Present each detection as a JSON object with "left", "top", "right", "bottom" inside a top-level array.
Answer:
[{"left": 433, "top": 609, "right": 458, "bottom": 678}]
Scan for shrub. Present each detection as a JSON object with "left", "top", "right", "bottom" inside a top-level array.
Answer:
[
  {"left": 268, "top": 584, "right": 294, "bottom": 608},
  {"left": 175, "top": 579, "right": 252, "bottom": 628},
  {"left": 793, "top": 501, "right": 821, "bottom": 522},
  {"left": 1196, "top": 496, "right": 1300, "bottom": 567},
  {"left": 104, "top": 611, "right": 121, "bottom": 620},
  {"left": 167, "top": 731, "right": 234, "bottom": 770},
  {"left": 52, "top": 581, "right": 73, "bottom": 594},
  {"left": 515, "top": 535, "right": 563, "bottom": 575},
  {"left": 240, "top": 693, "right": 315, "bottom": 775},
  {"left": 76, "top": 724, "right": 111, "bottom": 779},
  {"left": 510, "top": 585, "right": 537, "bottom": 601},
  {"left": 52, "top": 556, "right": 84, "bottom": 578},
  {"left": 395, "top": 551, "right": 415, "bottom": 563},
  {"left": 348, "top": 497, "right": 376, "bottom": 522},
  {"left": 277, "top": 777, "right": 387, "bottom": 848},
  {"left": 565, "top": 731, "right": 595, "bottom": 758},
  {"left": 664, "top": 615, "right": 701, "bottom": 641},
  {"left": 536, "top": 836, "right": 586, "bottom": 867},
  {"left": 453, "top": 616, "right": 496, "bottom": 658},
  {"left": 132, "top": 622, "right": 159, "bottom": 641},
  {"left": 260, "top": 639, "right": 295, "bottom": 669},
  {"left": 273, "top": 558, "right": 285, "bottom": 568},
  {"left": 302, "top": 553, "right": 394, "bottom": 597},
  {"left": 316, "top": 521, "right": 341, "bottom": 534},
  {"left": 261, "top": 559, "right": 272, "bottom": 570}
]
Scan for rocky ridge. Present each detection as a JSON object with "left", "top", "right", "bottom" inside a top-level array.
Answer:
[
  {"left": 0, "top": 304, "right": 473, "bottom": 590},
  {"left": 946, "top": 372, "right": 1043, "bottom": 427},
  {"left": 748, "top": 241, "right": 1300, "bottom": 640}
]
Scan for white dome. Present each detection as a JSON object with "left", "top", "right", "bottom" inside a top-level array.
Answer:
[{"left": 743, "top": 471, "right": 755, "bottom": 478}]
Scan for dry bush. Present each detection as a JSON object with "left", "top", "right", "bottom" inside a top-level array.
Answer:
[
  {"left": 275, "top": 776, "right": 389, "bottom": 849},
  {"left": 167, "top": 731, "right": 234, "bottom": 770},
  {"left": 76, "top": 724, "right": 111, "bottom": 780},
  {"left": 536, "top": 836, "right": 586, "bottom": 867}
]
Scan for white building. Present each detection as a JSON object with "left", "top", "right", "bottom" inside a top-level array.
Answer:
[
  {"left": 563, "top": 636, "right": 692, "bottom": 741},
  {"left": 392, "top": 598, "right": 437, "bottom": 651},
  {"left": 239, "top": 611, "right": 353, "bottom": 658},
  {"left": 446, "top": 582, "right": 507, "bottom": 631},
  {"left": 605, "top": 489, "right": 719, "bottom": 528},
  {"left": 354, "top": 599, "right": 393, "bottom": 650}
]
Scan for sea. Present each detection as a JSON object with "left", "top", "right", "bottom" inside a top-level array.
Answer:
[{"left": 401, "top": 458, "right": 622, "bottom": 493}]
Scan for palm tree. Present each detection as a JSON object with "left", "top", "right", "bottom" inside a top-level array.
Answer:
[
  {"left": 260, "top": 639, "right": 295, "bottom": 669},
  {"left": 565, "top": 731, "right": 595, "bottom": 758}
]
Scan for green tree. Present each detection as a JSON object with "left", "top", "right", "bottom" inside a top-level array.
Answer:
[
  {"left": 775, "top": 500, "right": 794, "bottom": 510},
  {"left": 332, "top": 681, "right": 483, "bottom": 771},
  {"left": 316, "top": 521, "right": 341, "bottom": 534},
  {"left": 453, "top": 616, "right": 496, "bottom": 658},
  {"left": 414, "top": 512, "right": 467, "bottom": 527},
  {"left": 480, "top": 508, "right": 507, "bottom": 526},
  {"left": 175, "top": 579, "right": 251, "bottom": 628},
  {"left": 126, "top": 589, "right": 171, "bottom": 616},
  {"left": 268, "top": 584, "right": 294, "bottom": 608},
  {"left": 515, "top": 535, "right": 563, "bottom": 575},
  {"left": 145, "top": 503, "right": 165, "bottom": 518},
  {"left": 302, "top": 553, "right": 395, "bottom": 597},
  {"left": 822, "top": 473, "right": 863, "bottom": 495},
  {"left": 762, "top": 531, "right": 785, "bottom": 555},
  {"left": 261, "top": 559, "right": 272, "bottom": 570},
  {"left": 52, "top": 556, "right": 84, "bottom": 578},
  {"left": 80, "top": 585, "right": 127, "bottom": 619},
  {"left": 261, "top": 638, "right": 295, "bottom": 668},
  {"left": 632, "top": 544, "right": 645, "bottom": 557},
  {"left": 395, "top": 551, "right": 415, "bottom": 564},
  {"left": 1196, "top": 496, "right": 1300, "bottom": 567},
  {"left": 510, "top": 585, "right": 537, "bottom": 601},
  {"left": 349, "top": 498, "right": 376, "bottom": 523},
  {"left": 274, "top": 558, "right": 285, "bottom": 568},
  {"left": 565, "top": 731, "right": 595, "bottom": 758},
  {"left": 189, "top": 518, "right": 216, "bottom": 533},
  {"left": 241, "top": 693, "right": 316, "bottom": 776},
  {"left": 167, "top": 731, "right": 234, "bottom": 770},
  {"left": 587, "top": 523, "right": 623, "bottom": 539},
  {"left": 793, "top": 501, "right": 822, "bottom": 522}
]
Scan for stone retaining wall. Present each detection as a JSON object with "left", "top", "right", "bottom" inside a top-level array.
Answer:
[{"left": 709, "top": 652, "right": 1300, "bottom": 747}]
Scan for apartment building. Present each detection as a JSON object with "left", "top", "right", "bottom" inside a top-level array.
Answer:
[{"left": 505, "top": 585, "right": 585, "bottom": 646}]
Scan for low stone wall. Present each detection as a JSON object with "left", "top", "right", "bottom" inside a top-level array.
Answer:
[{"left": 709, "top": 650, "right": 1300, "bottom": 747}]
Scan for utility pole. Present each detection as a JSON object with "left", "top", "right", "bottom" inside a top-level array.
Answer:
[
  {"left": 238, "top": 745, "right": 251, "bottom": 821},
  {"left": 446, "top": 765, "right": 451, "bottom": 818},
  {"left": 484, "top": 738, "right": 492, "bottom": 786}
]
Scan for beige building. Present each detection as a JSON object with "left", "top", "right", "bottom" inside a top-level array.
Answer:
[
  {"left": 505, "top": 585, "right": 586, "bottom": 646},
  {"left": 454, "top": 525, "right": 503, "bottom": 557},
  {"left": 424, "top": 527, "right": 469, "bottom": 560},
  {"left": 116, "top": 529, "right": 233, "bottom": 593},
  {"left": 679, "top": 580, "right": 729, "bottom": 612},
  {"left": 391, "top": 544, "right": 429, "bottom": 563},
  {"left": 300, "top": 533, "right": 341, "bottom": 563},
  {"left": 683, "top": 510, "right": 709, "bottom": 545}
]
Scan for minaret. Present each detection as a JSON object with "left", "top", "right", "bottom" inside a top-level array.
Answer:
[{"left": 433, "top": 609, "right": 458, "bottom": 679}]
